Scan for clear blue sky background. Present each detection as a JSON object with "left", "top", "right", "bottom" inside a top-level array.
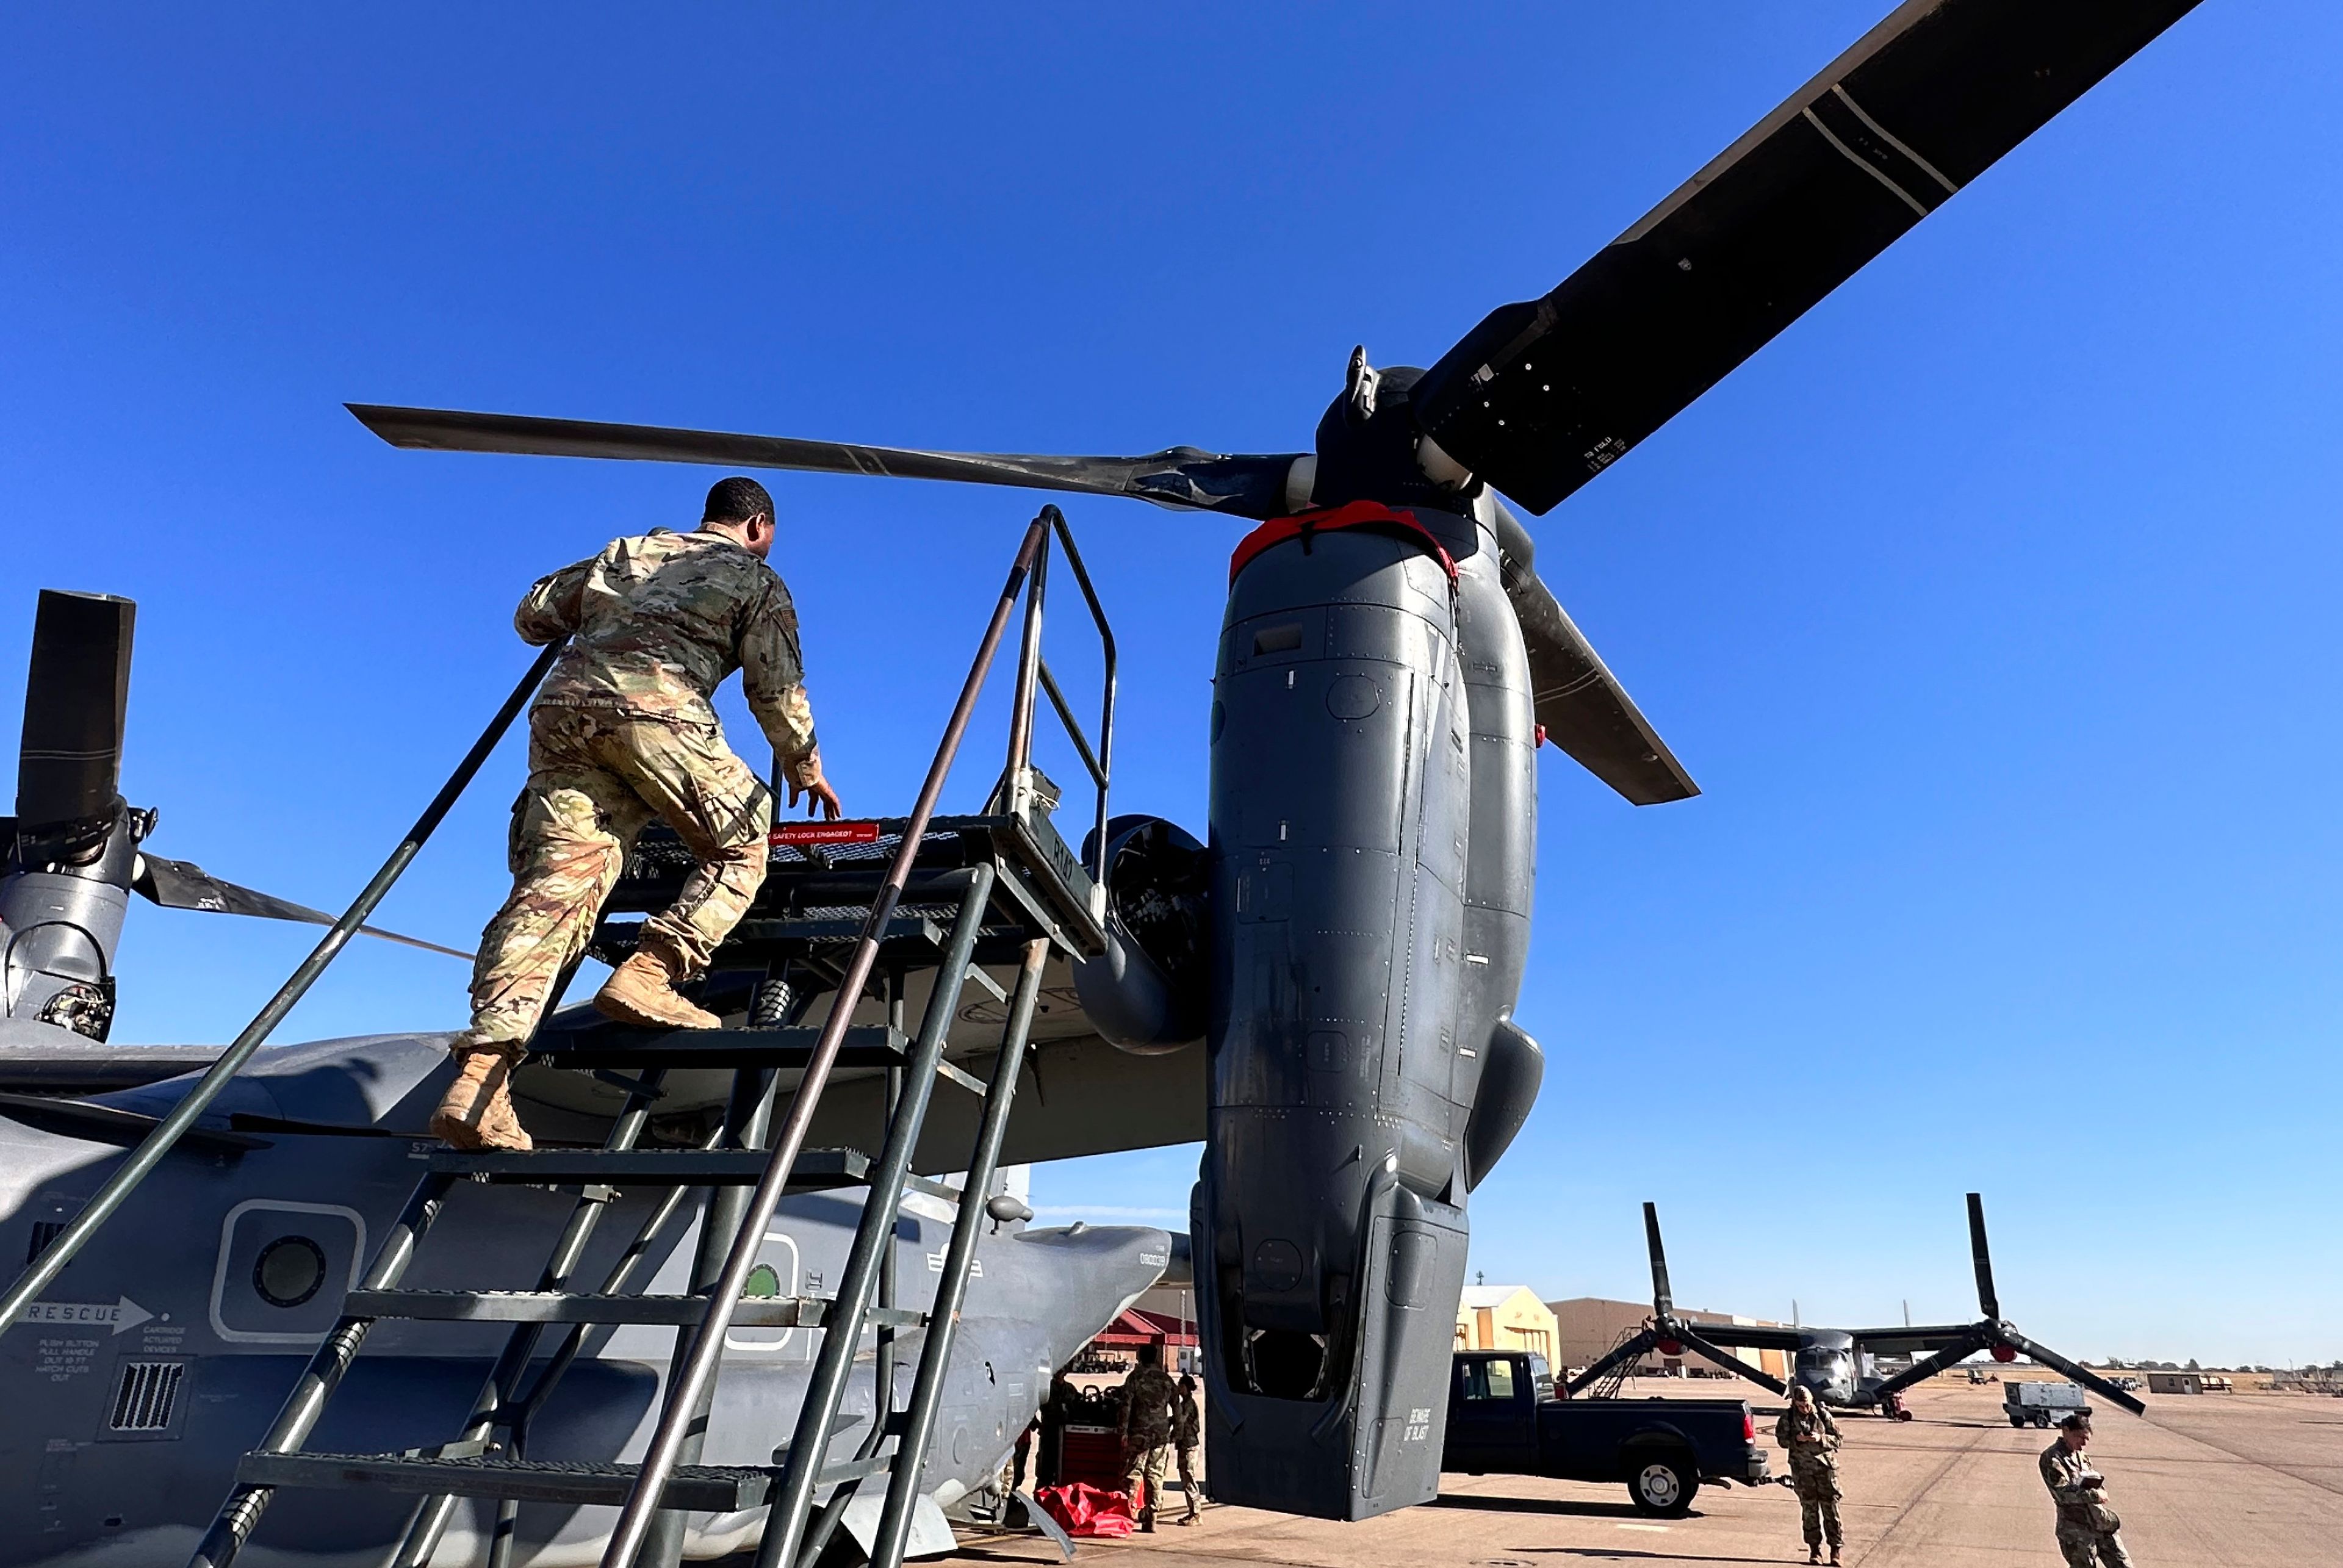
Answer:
[{"left": 4, "top": 4, "right": 2334, "bottom": 1367}]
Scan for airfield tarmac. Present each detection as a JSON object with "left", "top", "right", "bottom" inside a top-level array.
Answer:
[{"left": 943, "top": 1380, "right": 2343, "bottom": 1568}]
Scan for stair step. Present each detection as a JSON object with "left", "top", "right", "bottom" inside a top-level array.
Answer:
[
  {"left": 531, "top": 1024, "right": 909, "bottom": 1070},
  {"left": 902, "top": 1174, "right": 965, "bottom": 1204},
  {"left": 431, "top": 1147, "right": 870, "bottom": 1190},
  {"left": 236, "top": 1451, "right": 773, "bottom": 1510},
  {"left": 347, "top": 1289, "right": 927, "bottom": 1329},
  {"left": 728, "top": 913, "right": 946, "bottom": 947}
]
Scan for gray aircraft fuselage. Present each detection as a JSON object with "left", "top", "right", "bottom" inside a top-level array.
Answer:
[{"left": 0, "top": 1035, "right": 1170, "bottom": 1567}]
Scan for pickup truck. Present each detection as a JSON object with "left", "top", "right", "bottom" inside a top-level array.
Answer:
[{"left": 1444, "top": 1351, "right": 1771, "bottom": 1515}]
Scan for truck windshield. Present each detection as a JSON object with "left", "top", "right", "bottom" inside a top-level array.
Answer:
[{"left": 1463, "top": 1359, "right": 1518, "bottom": 1400}]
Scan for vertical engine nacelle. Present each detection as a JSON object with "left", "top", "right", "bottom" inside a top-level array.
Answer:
[{"left": 1196, "top": 502, "right": 1523, "bottom": 1520}]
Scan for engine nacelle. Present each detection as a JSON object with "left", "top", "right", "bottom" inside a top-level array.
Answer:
[{"left": 1071, "top": 815, "right": 1209, "bottom": 1054}]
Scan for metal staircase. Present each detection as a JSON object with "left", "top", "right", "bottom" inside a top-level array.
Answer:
[{"left": 185, "top": 506, "right": 1117, "bottom": 1568}]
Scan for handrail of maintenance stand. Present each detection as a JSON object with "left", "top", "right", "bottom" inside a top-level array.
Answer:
[
  {"left": 0, "top": 638, "right": 567, "bottom": 1329},
  {"left": 999, "top": 503, "right": 1116, "bottom": 887}
]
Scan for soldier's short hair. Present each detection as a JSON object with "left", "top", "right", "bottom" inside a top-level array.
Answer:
[
  {"left": 1136, "top": 1343, "right": 1162, "bottom": 1368},
  {"left": 704, "top": 476, "right": 776, "bottom": 524},
  {"left": 2059, "top": 1413, "right": 2091, "bottom": 1432}
]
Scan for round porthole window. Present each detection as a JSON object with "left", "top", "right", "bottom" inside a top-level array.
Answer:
[
  {"left": 253, "top": 1235, "right": 328, "bottom": 1309},
  {"left": 744, "top": 1264, "right": 783, "bottom": 1299}
]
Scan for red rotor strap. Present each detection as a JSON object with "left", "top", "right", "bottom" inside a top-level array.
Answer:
[{"left": 1228, "top": 500, "right": 1458, "bottom": 586}]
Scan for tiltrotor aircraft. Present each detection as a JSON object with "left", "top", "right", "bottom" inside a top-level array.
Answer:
[
  {"left": 0, "top": 0, "right": 2204, "bottom": 1560},
  {"left": 1573, "top": 1199, "right": 2147, "bottom": 1419}
]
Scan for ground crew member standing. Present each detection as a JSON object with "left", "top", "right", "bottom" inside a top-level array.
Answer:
[
  {"left": 1118, "top": 1344, "right": 1179, "bottom": 1533},
  {"left": 2040, "top": 1414, "right": 2134, "bottom": 1567},
  {"left": 1172, "top": 1371, "right": 1204, "bottom": 1525},
  {"left": 433, "top": 477, "right": 843, "bottom": 1149},
  {"left": 1774, "top": 1384, "right": 1844, "bottom": 1565}
]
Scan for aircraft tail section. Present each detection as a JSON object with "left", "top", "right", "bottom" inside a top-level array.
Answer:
[{"left": 1193, "top": 1178, "right": 1467, "bottom": 1520}]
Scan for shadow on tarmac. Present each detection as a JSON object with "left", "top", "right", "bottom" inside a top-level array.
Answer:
[{"left": 1430, "top": 1495, "right": 1687, "bottom": 1521}]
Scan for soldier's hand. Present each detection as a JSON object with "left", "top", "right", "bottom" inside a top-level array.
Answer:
[{"left": 786, "top": 755, "right": 844, "bottom": 821}]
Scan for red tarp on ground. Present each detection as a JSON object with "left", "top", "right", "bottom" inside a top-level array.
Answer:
[{"left": 1034, "top": 1481, "right": 1138, "bottom": 1538}]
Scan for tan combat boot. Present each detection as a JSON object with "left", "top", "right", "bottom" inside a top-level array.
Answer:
[
  {"left": 594, "top": 940, "right": 721, "bottom": 1031},
  {"left": 431, "top": 1045, "right": 534, "bottom": 1151}
]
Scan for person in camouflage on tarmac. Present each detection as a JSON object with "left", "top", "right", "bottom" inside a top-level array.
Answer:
[
  {"left": 1774, "top": 1383, "right": 1845, "bottom": 1565},
  {"left": 432, "top": 477, "right": 844, "bottom": 1150},
  {"left": 1118, "top": 1344, "right": 1181, "bottom": 1534},
  {"left": 2040, "top": 1414, "right": 2134, "bottom": 1567},
  {"left": 1172, "top": 1372, "right": 1203, "bottom": 1525}
]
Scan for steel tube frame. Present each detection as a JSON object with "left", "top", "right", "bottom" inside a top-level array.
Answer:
[
  {"left": 595, "top": 518, "right": 1049, "bottom": 1568},
  {"left": 749, "top": 865, "right": 996, "bottom": 1568},
  {"left": 637, "top": 1065, "right": 781, "bottom": 1568},
  {"left": 2, "top": 638, "right": 565, "bottom": 1328},
  {"left": 868, "top": 938, "right": 1051, "bottom": 1568}
]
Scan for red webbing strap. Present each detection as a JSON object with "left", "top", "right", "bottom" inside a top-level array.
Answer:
[{"left": 1227, "top": 500, "right": 1459, "bottom": 585}]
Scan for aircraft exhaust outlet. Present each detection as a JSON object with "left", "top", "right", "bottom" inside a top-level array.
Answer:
[{"left": 1071, "top": 816, "right": 1210, "bottom": 1054}]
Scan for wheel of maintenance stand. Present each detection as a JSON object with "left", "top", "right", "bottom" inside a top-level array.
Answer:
[
  {"left": 1627, "top": 1453, "right": 1699, "bottom": 1516},
  {"left": 2009, "top": 1414, "right": 2026, "bottom": 1428}
]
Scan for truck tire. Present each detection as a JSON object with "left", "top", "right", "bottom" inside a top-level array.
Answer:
[{"left": 1627, "top": 1454, "right": 1699, "bottom": 1516}]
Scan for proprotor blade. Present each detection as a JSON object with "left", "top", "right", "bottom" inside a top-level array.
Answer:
[
  {"left": 132, "top": 855, "right": 472, "bottom": 960},
  {"left": 1867, "top": 1331, "right": 1990, "bottom": 1401},
  {"left": 1643, "top": 1201, "right": 1674, "bottom": 1317},
  {"left": 1995, "top": 1327, "right": 2147, "bottom": 1416},
  {"left": 1675, "top": 1325, "right": 1789, "bottom": 1395},
  {"left": 16, "top": 591, "right": 135, "bottom": 829},
  {"left": 348, "top": 404, "right": 1304, "bottom": 519},
  {"left": 1968, "top": 1191, "right": 2001, "bottom": 1321},
  {"left": 1413, "top": 0, "right": 2207, "bottom": 514}
]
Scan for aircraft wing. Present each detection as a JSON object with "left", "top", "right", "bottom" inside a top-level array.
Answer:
[
  {"left": 1849, "top": 1323, "right": 1990, "bottom": 1355},
  {"left": 1684, "top": 1322, "right": 1805, "bottom": 1351}
]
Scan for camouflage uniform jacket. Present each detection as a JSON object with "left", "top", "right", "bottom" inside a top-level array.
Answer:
[
  {"left": 1173, "top": 1381, "right": 1201, "bottom": 1448},
  {"left": 1774, "top": 1401, "right": 1841, "bottom": 1467},
  {"left": 518, "top": 529, "right": 819, "bottom": 777},
  {"left": 2039, "top": 1439, "right": 2112, "bottom": 1528},
  {"left": 1120, "top": 1365, "right": 1179, "bottom": 1447}
]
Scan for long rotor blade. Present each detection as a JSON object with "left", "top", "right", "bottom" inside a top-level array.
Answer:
[
  {"left": 1995, "top": 1327, "right": 2147, "bottom": 1416},
  {"left": 348, "top": 404, "right": 1303, "bottom": 519},
  {"left": 1413, "top": 0, "right": 2206, "bottom": 514},
  {"left": 1565, "top": 1328, "right": 1661, "bottom": 1395},
  {"left": 1866, "top": 1331, "right": 1990, "bottom": 1401},
  {"left": 17, "top": 591, "right": 135, "bottom": 830},
  {"left": 1968, "top": 1191, "right": 2001, "bottom": 1320},
  {"left": 1675, "top": 1326, "right": 1790, "bottom": 1397},
  {"left": 1643, "top": 1201, "right": 1674, "bottom": 1317},
  {"left": 1501, "top": 553, "right": 1697, "bottom": 804},
  {"left": 132, "top": 855, "right": 472, "bottom": 960}
]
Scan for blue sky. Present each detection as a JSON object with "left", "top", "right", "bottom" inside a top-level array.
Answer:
[{"left": 4, "top": 4, "right": 2335, "bottom": 1366}]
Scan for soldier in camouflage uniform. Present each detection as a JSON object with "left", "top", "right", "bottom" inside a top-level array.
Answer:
[
  {"left": 1774, "top": 1383, "right": 1844, "bottom": 1565},
  {"left": 1118, "top": 1344, "right": 1180, "bottom": 1533},
  {"left": 2040, "top": 1414, "right": 2134, "bottom": 1567},
  {"left": 1172, "top": 1372, "right": 1203, "bottom": 1524},
  {"left": 432, "top": 477, "right": 843, "bottom": 1150}
]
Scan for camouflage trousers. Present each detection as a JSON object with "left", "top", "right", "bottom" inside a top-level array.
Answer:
[
  {"left": 1125, "top": 1437, "right": 1170, "bottom": 1511},
  {"left": 1791, "top": 1459, "right": 1843, "bottom": 1548},
  {"left": 1175, "top": 1441, "right": 1201, "bottom": 1514},
  {"left": 2057, "top": 1523, "right": 2134, "bottom": 1568},
  {"left": 462, "top": 707, "right": 771, "bottom": 1049}
]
